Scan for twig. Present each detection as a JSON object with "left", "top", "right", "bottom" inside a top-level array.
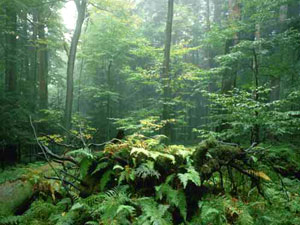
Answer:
[
  {"left": 88, "top": 138, "right": 123, "bottom": 148},
  {"left": 218, "top": 141, "right": 239, "bottom": 147},
  {"left": 44, "top": 176, "right": 81, "bottom": 191},
  {"left": 43, "top": 145, "right": 79, "bottom": 166},
  {"left": 30, "top": 116, "right": 75, "bottom": 202},
  {"left": 30, "top": 116, "right": 60, "bottom": 176},
  {"left": 244, "top": 142, "right": 257, "bottom": 152},
  {"left": 79, "top": 122, "right": 87, "bottom": 148},
  {"left": 60, "top": 170, "right": 83, "bottom": 183},
  {"left": 89, "top": 1, "right": 114, "bottom": 14},
  {"left": 45, "top": 135, "right": 80, "bottom": 149}
]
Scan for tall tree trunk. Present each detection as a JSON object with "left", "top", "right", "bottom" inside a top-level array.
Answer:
[
  {"left": 29, "top": 10, "right": 39, "bottom": 111},
  {"left": 65, "top": 0, "right": 87, "bottom": 132},
  {"left": 161, "top": 0, "right": 174, "bottom": 141},
  {"left": 212, "top": 0, "right": 222, "bottom": 25},
  {"left": 5, "top": 2, "right": 17, "bottom": 93},
  {"left": 221, "top": 0, "right": 240, "bottom": 93},
  {"left": 106, "top": 60, "right": 112, "bottom": 140},
  {"left": 270, "top": 5, "right": 287, "bottom": 102},
  {"left": 21, "top": 11, "right": 30, "bottom": 96},
  {"left": 205, "top": 0, "right": 213, "bottom": 69},
  {"left": 38, "top": 20, "right": 48, "bottom": 109},
  {"left": 251, "top": 48, "right": 260, "bottom": 144}
]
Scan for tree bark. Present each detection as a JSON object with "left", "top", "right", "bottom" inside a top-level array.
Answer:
[
  {"left": 29, "top": 10, "right": 39, "bottom": 111},
  {"left": 221, "top": 0, "right": 240, "bottom": 94},
  {"left": 38, "top": 18, "right": 48, "bottom": 109},
  {"left": 5, "top": 2, "right": 17, "bottom": 93},
  {"left": 65, "top": 0, "right": 87, "bottom": 132},
  {"left": 270, "top": 5, "right": 287, "bottom": 102},
  {"left": 212, "top": 0, "right": 222, "bottom": 25},
  {"left": 161, "top": 0, "right": 174, "bottom": 140},
  {"left": 106, "top": 60, "right": 113, "bottom": 140},
  {"left": 20, "top": 11, "right": 30, "bottom": 96}
]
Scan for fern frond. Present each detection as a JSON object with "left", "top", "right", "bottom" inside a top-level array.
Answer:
[
  {"left": 155, "top": 183, "right": 187, "bottom": 220},
  {"left": 135, "top": 197, "right": 172, "bottom": 225},
  {"left": 135, "top": 161, "right": 160, "bottom": 179},
  {"left": 178, "top": 166, "right": 200, "bottom": 188}
]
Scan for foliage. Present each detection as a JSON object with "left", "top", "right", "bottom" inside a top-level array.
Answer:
[
  {"left": 1, "top": 0, "right": 300, "bottom": 224},
  {"left": 2, "top": 136, "right": 300, "bottom": 224}
]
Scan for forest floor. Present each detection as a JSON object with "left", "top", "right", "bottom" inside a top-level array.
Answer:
[
  {"left": 0, "top": 162, "right": 59, "bottom": 215},
  {"left": 0, "top": 140, "right": 300, "bottom": 224}
]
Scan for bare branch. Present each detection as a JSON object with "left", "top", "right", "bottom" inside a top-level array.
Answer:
[
  {"left": 45, "top": 176, "right": 81, "bottom": 191},
  {"left": 43, "top": 145, "right": 79, "bottom": 165}
]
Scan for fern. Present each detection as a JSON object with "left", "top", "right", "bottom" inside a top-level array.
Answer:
[
  {"left": 237, "top": 208, "right": 254, "bottom": 225},
  {"left": 92, "top": 162, "right": 109, "bottom": 175},
  {"left": 178, "top": 159, "right": 200, "bottom": 188},
  {"left": 155, "top": 183, "right": 187, "bottom": 221},
  {"left": 199, "top": 198, "right": 229, "bottom": 225},
  {"left": 98, "top": 186, "right": 135, "bottom": 225},
  {"left": 0, "top": 215, "right": 21, "bottom": 225},
  {"left": 100, "top": 169, "right": 114, "bottom": 191},
  {"left": 135, "top": 197, "right": 172, "bottom": 225},
  {"left": 79, "top": 157, "right": 94, "bottom": 178},
  {"left": 131, "top": 147, "right": 175, "bottom": 164},
  {"left": 135, "top": 161, "right": 160, "bottom": 179},
  {"left": 67, "top": 148, "right": 94, "bottom": 159}
]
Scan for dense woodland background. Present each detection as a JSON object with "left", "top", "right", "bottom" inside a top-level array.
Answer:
[
  {"left": 1, "top": 0, "right": 300, "bottom": 156},
  {"left": 1, "top": 0, "right": 300, "bottom": 224}
]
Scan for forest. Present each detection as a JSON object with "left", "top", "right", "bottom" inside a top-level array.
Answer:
[{"left": 1, "top": 0, "right": 300, "bottom": 224}]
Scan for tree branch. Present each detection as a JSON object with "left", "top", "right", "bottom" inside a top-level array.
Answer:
[{"left": 45, "top": 176, "right": 81, "bottom": 191}]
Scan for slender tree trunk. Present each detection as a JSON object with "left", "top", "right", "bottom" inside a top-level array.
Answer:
[
  {"left": 161, "top": 0, "right": 174, "bottom": 140},
  {"left": 205, "top": 0, "right": 212, "bottom": 69},
  {"left": 106, "top": 60, "right": 112, "bottom": 140},
  {"left": 5, "top": 3, "right": 17, "bottom": 93},
  {"left": 77, "top": 19, "right": 89, "bottom": 113},
  {"left": 65, "top": 0, "right": 87, "bottom": 132},
  {"left": 212, "top": 0, "right": 222, "bottom": 25},
  {"left": 270, "top": 5, "right": 287, "bottom": 102},
  {"left": 251, "top": 48, "right": 260, "bottom": 144},
  {"left": 21, "top": 11, "right": 30, "bottom": 96},
  {"left": 77, "top": 57, "right": 84, "bottom": 113},
  {"left": 29, "top": 10, "right": 38, "bottom": 111},
  {"left": 38, "top": 20, "right": 48, "bottom": 109},
  {"left": 221, "top": 0, "right": 240, "bottom": 93}
]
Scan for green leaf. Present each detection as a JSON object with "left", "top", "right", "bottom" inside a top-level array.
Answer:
[
  {"left": 70, "top": 203, "right": 84, "bottom": 211},
  {"left": 80, "top": 157, "right": 93, "bottom": 178},
  {"left": 92, "top": 162, "right": 109, "bottom": 175},
  {"left": 100, "top": 170, "right": 113, "bottom": 191}
]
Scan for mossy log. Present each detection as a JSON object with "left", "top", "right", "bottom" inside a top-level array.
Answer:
[
  {"left": 0, "top": 180, "right": 33, "bottom": 216},
  {"left": 0, "top": 163, "right": 59, "bottom": 216}
]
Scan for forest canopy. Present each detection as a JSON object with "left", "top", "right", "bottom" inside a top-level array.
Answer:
[{"left": 0, "top": 0, "right": 300, "bottom": 224}]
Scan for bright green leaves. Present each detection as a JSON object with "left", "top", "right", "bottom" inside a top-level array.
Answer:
[
  {"left": 178, "top": 158, "right": 201, "bottom": 188},
  {"left": 131, "top": 147, "right": 175, "bottom": 164},
  {"left": 79, "top": 157, "right": 93, "bottom": 178},
  {"left": 135, "top": 198, "right": 173, "bottom": 225},
  {"left": 155, "top": 183, "right": 187, "bottom": 221}
]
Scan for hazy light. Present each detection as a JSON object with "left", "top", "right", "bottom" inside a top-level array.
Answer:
[{"left": 60, "top": 1, "right": 77, "bottom": 35}]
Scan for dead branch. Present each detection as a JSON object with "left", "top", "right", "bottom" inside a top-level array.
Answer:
[
  {"left": 44, "top": 176, "right": 81, "bottom": 191},
  {"left": 43, "top": 145, "right": 79, "bottom": 166}
]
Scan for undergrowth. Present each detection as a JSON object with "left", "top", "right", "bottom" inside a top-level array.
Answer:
[{"left": 1, "top": 136, "right": 300, "bottom": 225}]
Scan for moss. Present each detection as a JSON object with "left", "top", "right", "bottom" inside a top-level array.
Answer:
[
  {"left": 193, "top": 139, "right": 242, "bottom": 181},
  {"left": 0, "top": 180, "right": 33, "bottom": 216}
]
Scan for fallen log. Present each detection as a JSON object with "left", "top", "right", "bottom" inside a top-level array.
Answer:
[
  {"left": 0, "top": 163, "right": 60, "bottom": 216},
  {"left": 0, "top": 180, "right": 33, "bottom": 216}
]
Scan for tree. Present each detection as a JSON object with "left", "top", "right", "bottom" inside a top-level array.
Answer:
[
  {"left": 4, "top": 1, "right": 17, "bottom": 93},
  {"left": 65, "top": 0, "right": 87, "bottom": 132},
  {"left": 161, "top": 0, "right": 174, "bottom": 140},
  {"left": 221, "top": 0, "right": 241, "bottom": 93},
  {"left": 38, "top": 12, "right": 49, "bottom": 109}
]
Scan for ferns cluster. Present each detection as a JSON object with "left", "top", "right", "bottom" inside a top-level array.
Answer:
[{"left": 1, "top": 136, "right": 300, "bottom": 225}]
